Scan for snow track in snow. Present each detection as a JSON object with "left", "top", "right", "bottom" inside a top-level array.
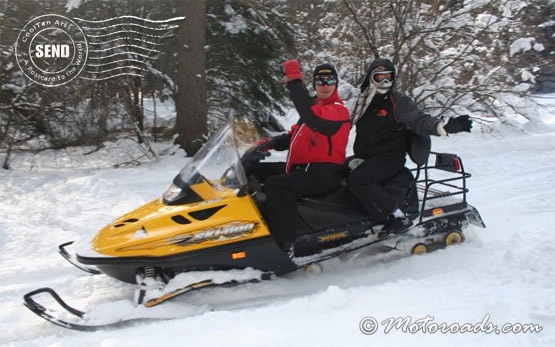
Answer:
[{"left": 1, "top": 117, "right": 555, "bottom": 346}]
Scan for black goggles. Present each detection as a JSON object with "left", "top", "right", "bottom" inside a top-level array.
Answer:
[{"left": 314, "top": 75, "right": 337, "bottom": 86}]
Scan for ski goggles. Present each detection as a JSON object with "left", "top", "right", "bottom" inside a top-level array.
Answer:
[
  {"left": 314, "top": 75, "right": 337, "bottom": 86},
  {"left": 371, "top": 70, "right": 393, "bottom": 84}
]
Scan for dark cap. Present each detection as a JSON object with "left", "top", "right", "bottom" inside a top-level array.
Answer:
[
  {"left": 368, "top": 59, "right": 395, "bottom": 79},
  {"left": 313, "top": 63, "right": 338, "bottom": 79}
]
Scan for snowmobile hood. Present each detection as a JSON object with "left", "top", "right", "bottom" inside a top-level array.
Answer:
[
  {"left": 76, "top": 118, "right": 273, "bottom": 260},
  {"left": 78, "top": 193, "right": 270, "bottom": 259}
]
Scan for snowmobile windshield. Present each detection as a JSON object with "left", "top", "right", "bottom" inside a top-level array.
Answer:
[{"left": 163, "top": 119, "right": 259, "bottom": 205}]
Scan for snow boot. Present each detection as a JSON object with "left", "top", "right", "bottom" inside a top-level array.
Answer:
[{"left": 378, "top": 215, "right": 412, "bottom": 238}]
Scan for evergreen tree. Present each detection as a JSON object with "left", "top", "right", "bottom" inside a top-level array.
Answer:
[{"left": 204, "top": 0, "right": 294, "bottom": 133}]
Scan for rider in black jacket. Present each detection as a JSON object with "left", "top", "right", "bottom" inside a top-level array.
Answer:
[{"left": 348, "top": 58, "right": 472, "bottom": 235}]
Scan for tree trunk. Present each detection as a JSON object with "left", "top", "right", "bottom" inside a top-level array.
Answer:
[{"left": 175, "top": 0, "right": 207, "bottom": 156}]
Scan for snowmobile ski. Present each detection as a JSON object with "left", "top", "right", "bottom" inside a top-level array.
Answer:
[
  {"left": 23, "top": 269, "right": 270, "bottom": 331},
  {"left": 23, "top": 287, "right": 160, "bottom": 331},
  {"left": 58, "top": 241, "right": 101, "bottom": 275}
]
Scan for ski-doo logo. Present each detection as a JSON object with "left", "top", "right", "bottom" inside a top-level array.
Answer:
[
  {"left": 179, "top": 223, "right": 256, "bottom": 245},
  {"left": 117, "top": 222, "right": 256, "bottom": 252},
  {"left": 15, "top": 14, "right": 88, "bottom": 87}
]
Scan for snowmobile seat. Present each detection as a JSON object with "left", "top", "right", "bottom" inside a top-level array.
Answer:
[
  {"left": 408, "top": 132, "right": 431, "bottom": 167},
  {"left": 296, "top": 133, "right": 430, "bottom": 230},
  {"left": 399, "top": 132, "right": 431, "bottom": 214},
  {"left": 253, "top": 133, "right": 431, "bottom": 232}
]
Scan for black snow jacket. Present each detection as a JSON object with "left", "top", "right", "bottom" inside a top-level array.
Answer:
[
  {"left": 352, "top": 58, "right": 442, "bottom": 159},
  {"left": 353, "top": 90, "right": 441, "bottom": 159}
]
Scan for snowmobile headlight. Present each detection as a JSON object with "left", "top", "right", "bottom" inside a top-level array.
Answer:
[{"left": 163, "top": 183, "right": 182, "bottom": 202}]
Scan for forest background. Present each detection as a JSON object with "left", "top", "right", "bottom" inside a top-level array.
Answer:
[{"left": 1, "top": 0, "right": 554, "bottom": 169}]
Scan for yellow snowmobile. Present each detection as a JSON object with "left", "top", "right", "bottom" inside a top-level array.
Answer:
[{"left": 23, "top": 118, "right": 485, "bottom": 330}]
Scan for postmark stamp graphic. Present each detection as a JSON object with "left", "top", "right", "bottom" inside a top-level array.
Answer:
[{"left": 15, "top": 14, "right": 88, "bottom": 87}]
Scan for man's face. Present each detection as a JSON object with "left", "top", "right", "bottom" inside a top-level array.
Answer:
[
  {"left": 314, "top": 75, "right": 337, "bottom": 99},
  {"left": 371, "top": 66, "right": 393, "bottom": 84}
]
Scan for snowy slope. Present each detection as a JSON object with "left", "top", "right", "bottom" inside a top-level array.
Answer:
[{"left": 1, "top": 97, "right": 554, "bottom": 346}]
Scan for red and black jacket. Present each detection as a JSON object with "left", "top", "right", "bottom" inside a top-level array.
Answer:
[{"left": 275, "top": 80, "right": 351, "bottom": 172}]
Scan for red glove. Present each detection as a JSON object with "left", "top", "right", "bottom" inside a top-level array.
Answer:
[
  {"left": 246, "top": 136, "right": 275, "bottom": 154},
  {"left": 253, "top": 137, "right": 275, "bottom": 152},
  {"left": 281, "top": 59, "right": 303, "bottom": 83}
]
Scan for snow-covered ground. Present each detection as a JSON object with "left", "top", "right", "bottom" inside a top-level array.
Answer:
[{"left": 1, "top": 96, "right": 554, "bottom": 346}]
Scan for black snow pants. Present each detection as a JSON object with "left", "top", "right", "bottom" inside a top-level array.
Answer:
[
  {"left": 250, "top": 161, "right": 344, "bottom": 245},
  {"left": 346, "top": 155, "right": 406, "bottom": 223}
]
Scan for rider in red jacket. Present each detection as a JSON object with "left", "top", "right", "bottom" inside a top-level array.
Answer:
[
  {"left": 284, "top": 70, "right": 350, "bottom": 172},
  {"left": 247, "top": 61, "right": 350, "bottom": 257}
]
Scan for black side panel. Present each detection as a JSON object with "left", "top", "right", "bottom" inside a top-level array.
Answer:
[
  {"left": 77, "top": 236, "right": 297, "bottom": 284},
  {"left": 294, "top": 220, "right": 373, "bottom": 257},
  {"left": 297, "top": 186, "right": 369, "bottom": 233}
]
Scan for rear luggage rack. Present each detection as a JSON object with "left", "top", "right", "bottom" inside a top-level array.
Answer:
[
  {"left": 417, "top": 186, "right": 454, "bottom": 198},
  {"left": 414, "top": 152, "right": 471, "bottom": 223}
]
